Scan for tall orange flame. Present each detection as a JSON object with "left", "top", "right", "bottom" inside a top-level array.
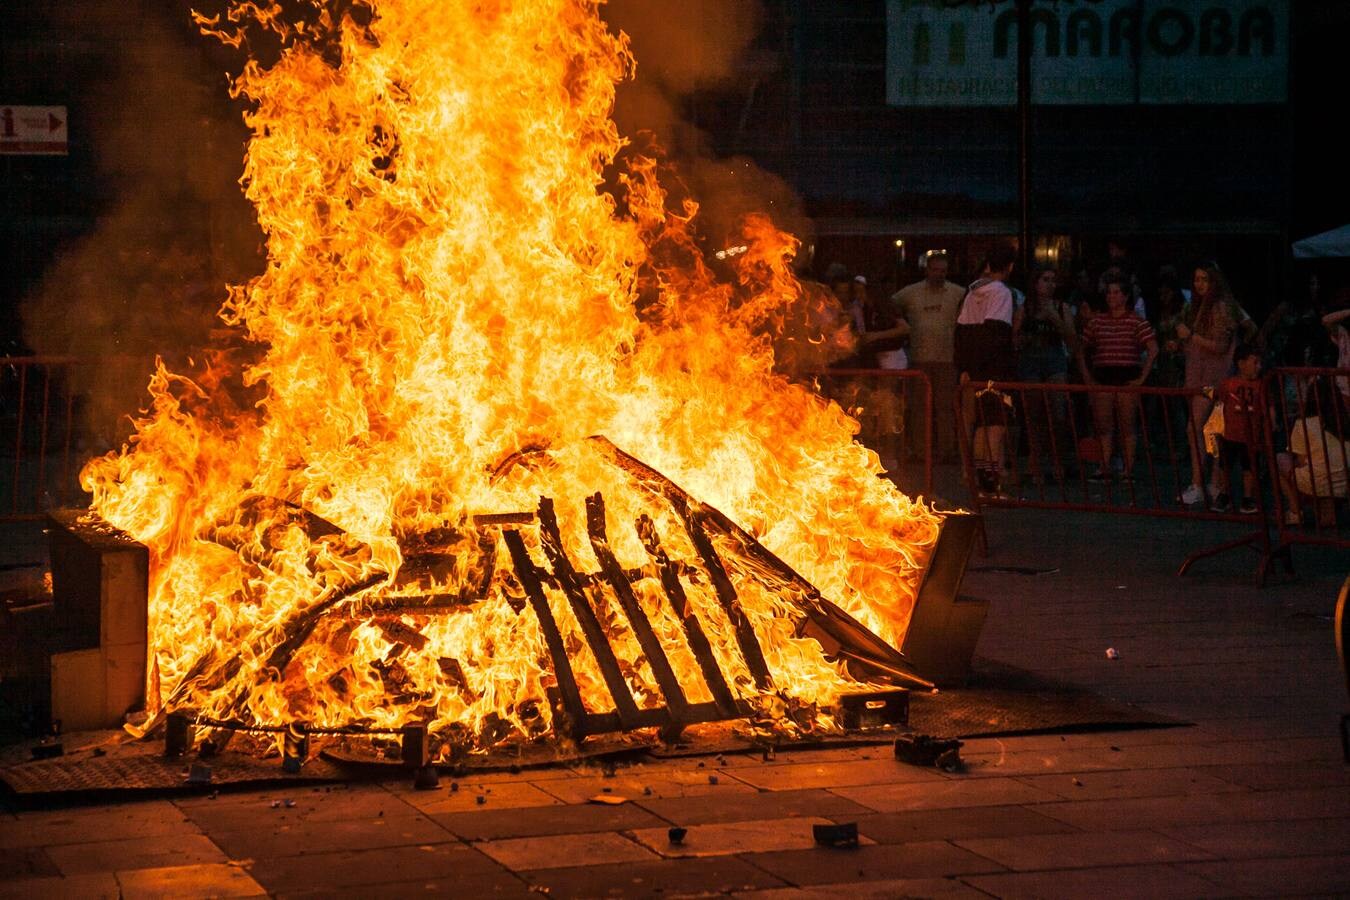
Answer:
[{"left": 83, "top": 0, "right": 940, "bottom": 749}]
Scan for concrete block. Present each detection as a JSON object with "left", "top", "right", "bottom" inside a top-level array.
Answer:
[
  {"left": 100, "top": 550, "right": 148, "bottom": 649},
  {"left": 50, "top": 648, "right": 106, "bottom": 732},
  {"left": 103, "top": 643, "right": 147, "bottom": 722},
  {"left": 48, "top": 510, "right": 149, "bottom": 727},
  {"left": 48, "top": 509, "right": 148, "bottom": 653}
]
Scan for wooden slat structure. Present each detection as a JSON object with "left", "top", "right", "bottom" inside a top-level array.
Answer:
[{"left": 169, "top": 437, "right": 929, "bottom": 748}]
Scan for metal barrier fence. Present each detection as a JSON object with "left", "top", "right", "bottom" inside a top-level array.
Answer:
[
  {"left": 9, "top": 355, "right": 1343, "bottom": 584},
  {"left": 1, "top": 357, "right": 86, "bottom": 521},
  {"left": 952, "top": 368, "right": 1350, "bottom": 584},
  {"left": 812, "top": 367, "right": 933, "bottom": 498},
  {"left": 954, "top": 378, "right": 1273, "bottom": 577}
]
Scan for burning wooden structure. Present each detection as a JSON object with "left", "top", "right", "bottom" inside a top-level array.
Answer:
[
  {"left": 55, "top": 436, "right": 952, "bottom": 766},
  {"left": 63, "top": 0, "right": 959, "bottom": 764}
]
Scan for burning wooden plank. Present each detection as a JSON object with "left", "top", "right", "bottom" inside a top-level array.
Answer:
[
  {"left": 535, "top": 498, "right": 649, "bottom": 731},
  {"left": 500, "top": 528, "right": 587, "bottom": 739},
  {"left": 585, "top": 492, "right": 691, "bottom": 719},
  {"left": 634, "top": 512, "right": 741, "bottom": 720}
]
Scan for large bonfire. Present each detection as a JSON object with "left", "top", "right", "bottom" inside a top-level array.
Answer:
[{"left": 82, "top": 0, "right": 941, "bottom": 753}]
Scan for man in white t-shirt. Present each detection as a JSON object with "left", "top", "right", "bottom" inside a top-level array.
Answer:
[{"left": 893, "top": 253, "right": 966, "bottom": 460}]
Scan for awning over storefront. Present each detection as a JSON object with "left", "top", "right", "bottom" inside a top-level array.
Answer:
[{"left": 1293, "top": 224, "right": 1350, "bottom": 259}]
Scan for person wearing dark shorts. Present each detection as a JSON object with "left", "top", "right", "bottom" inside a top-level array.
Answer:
[
  {"left": 955, "top": 248, "right": 1018, "bottom": 495},
  {"left": 1078, "top": 276, "right": 1158, "bottom": 482},
  {"left": 1212, "top": 346, "right": 1267, "bottom": 513}
]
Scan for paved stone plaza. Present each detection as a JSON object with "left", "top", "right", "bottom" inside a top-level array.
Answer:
[{"left": 1, "top": 505, "right": 1347, "bottom": 898}]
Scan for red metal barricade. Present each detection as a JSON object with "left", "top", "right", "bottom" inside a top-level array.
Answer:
[
  {"left": 2, "top": 357, "right": 85, "bottom": 521},
  {"left": 811, "top": 368, "right": 934, "bottom": 498},
  {"left": 1264, "top": 367, "right": 1350, "bottom": 565},
  {"left": 954, "top": 378, "right": 1277, "bottom": 580}
]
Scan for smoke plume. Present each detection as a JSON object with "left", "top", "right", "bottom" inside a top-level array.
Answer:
[{"left": 19, "top": 2, "right": 261, "bottom": 446}]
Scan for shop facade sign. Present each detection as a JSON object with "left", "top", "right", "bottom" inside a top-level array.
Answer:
[{"left": 886, "top": 0, "right": 1288, "bottom": 106}]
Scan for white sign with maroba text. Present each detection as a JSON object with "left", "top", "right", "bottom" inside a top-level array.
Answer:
[{"left": 886, "top": 0, "right": 1288, "bottom": 107}]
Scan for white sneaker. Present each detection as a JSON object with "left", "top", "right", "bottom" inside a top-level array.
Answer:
[{"left": 1180, "top": 483, "right": 1204, "bottom": 505}]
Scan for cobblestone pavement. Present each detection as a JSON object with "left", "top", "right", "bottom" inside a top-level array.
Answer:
[{"left": 1, "top": 506, "right": 1346, "bottom": 898}]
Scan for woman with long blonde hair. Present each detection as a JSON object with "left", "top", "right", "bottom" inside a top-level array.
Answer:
[{"left": 1176, "top": 260, "right": 1239, "bottom": 505}]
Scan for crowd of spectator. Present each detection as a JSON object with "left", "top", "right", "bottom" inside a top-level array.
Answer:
[{"left": 823, "top": 243, "right": 1350, "bottom": 519}]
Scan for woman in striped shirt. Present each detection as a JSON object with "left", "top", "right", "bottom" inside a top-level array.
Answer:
[{"left": 1078, "top": 276, "right": 1159, "bottom": 482}]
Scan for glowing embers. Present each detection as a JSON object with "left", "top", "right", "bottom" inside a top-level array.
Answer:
[{"left": 157, "top": 437, "right": 929, "bottom": 760}]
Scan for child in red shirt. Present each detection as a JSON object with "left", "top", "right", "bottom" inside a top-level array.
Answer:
[{"left": 1212, "top": 345, "right": 1267, "bottom": 513}]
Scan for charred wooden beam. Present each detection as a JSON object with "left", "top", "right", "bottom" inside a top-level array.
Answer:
[
  {"left": 436, "top": 657, "right": 480, "bottom": 702},
  {"left": 668, "top": 493, "right": 774, "bottom": 691},
  {"left": 376, "top": 618, "right": 429, "bottom": 652},
  {"left": 392, "top": 553, "right": 457, "bottom": 586},
  {"left": 138, "top": 569, "right": 389, "bottom": 739},
  {"left": 358, "top": 594, "right": 477, "bottom": 617},
  {"left": 634, "top": 512, "right": 740, "bottom": 719},
  {"left": 585, "top": 493, "right": 691, "bottom": 720},
  {"left": 488, "top": 445, "right": 552, "bottom": 484},
  {"left": 501, "top": 528, "right": 587, "bottom": 739},
  {"left": 472, "top": 512, "right": 535, "bottom": 526},
  {"left": 535, "top": 498, "right": 648, "bottom": 730}
]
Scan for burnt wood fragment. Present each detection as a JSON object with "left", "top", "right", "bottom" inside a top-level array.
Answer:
[
  {"left": 436, "top": 657, "right": 480, "bottom": 702},
  {"left": 835, "top": 689, "right": 909, "bottom": 729},
  {"left": 377, "top": 618, "right": 429, "bottom": 652},
  {"left": 501, "top": 528, "right": 587, "bottom": 739},
  {"left": 894, "top": 733, "right": 963, "bottom": 771},
  {"left": 140, "top": 568, "right": 388, "bottom": 740},
  {"left": 164, "top": 712, "right": 195, "bottom": 757},
  {"left": 812, "top": 822, "right": 859, "bottom": 847}
]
